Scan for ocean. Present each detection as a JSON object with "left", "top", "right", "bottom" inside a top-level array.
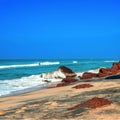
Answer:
[{"left": 0, "top": 59, "right": 119, "bottom": 97}]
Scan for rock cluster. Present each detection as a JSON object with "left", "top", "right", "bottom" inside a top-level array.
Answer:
[
  {"left": 40, "top": 66, "right": 76, "bottom": 79},
  {"left": 80, "top": 61, "right": 120, "bottom": 80}
]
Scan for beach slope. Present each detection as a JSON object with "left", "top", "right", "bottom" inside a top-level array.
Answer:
[{"left": 0, "top": 78, "right": 120, "bottom": 120}]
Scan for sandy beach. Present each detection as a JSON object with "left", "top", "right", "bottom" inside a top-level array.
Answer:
[{"left": 0, "top": 78, "right": 120, "bottom": 120}]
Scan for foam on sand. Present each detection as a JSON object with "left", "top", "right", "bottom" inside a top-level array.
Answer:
[{"left": 0, "top": 74, "right": 61, "bottom": 97}]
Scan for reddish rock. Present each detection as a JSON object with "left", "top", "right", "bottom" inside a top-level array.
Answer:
[
  {"left": 40, "top": 66, "right": 77, "bottom": 79},
  {"left": 58, "top": 66, "right": 76, "bottom": 78},
  {"left": 80, "top": 72, "right": 97, "bottom": 80},
  {"left": 72, "top": 84, "right": 93, "bottom": 89},
  {"left": 58, "top": 66, "right": 73, "bottom": 73},
  {"left": 118, "top": 62, "right": 120, "bottom": 69},
  {"left": 97, "top": 73, "right": 107, "bottom": 78},
  {"left": 111, "top": 63, "right": 119, "bottom": 73},
  {"left": 56, "top": 83, "right": 67, "bottom": 87},
  {"left": 80, "top": 61, "right": 120, "bottom": 79},
  {"left": 68, "top": 97, "right": 112, "bottom": 110},
  {"left": 62, "top": 78, "right": 77, "bottom": 83},
  {"left": 99, "top": 68, "right": 111, "bottom": 74},
  {"left": 99, "top": 68, "right": 113, "bottom": 76},
  {"left": 57, "top": 78, "right": 77, "bottom": 87}
]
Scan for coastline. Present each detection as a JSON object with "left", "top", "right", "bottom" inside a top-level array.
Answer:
[
  {"left": 0, "top": 78, "right": 120, "bottom": 119},
  {"left": 0, "top": 59, "right": 118, "bottom": 97},
  {"left": 0, "top": 80, "right": 61, "bottom": 98}
]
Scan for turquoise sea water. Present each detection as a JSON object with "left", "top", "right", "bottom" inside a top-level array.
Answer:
[{"left": 0, "top": 59, "right": 119, "bottom": 97}]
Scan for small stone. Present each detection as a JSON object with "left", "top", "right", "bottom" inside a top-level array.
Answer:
[
  {"left": 45, "top": 101, "right": 58, "bottom": 106},
  {"left": 45, "top": 102, "right": 52, "bottom": 105},
  {"left": 21, "top": 107, "right": 27, "bottom": 110},
  {"left": 0, "top": 111, "right": 5, "bottom": 115},
  {"left": 24, "top": 118, "right": 32, "bottom": 120},
  {"left": 51, "top": 102, "right": 58, "bottom": 106},
  {"left": 16, "top": 109, "right": 25, "bottom": 114},
  {"left": 32, "top": 104, "right": 40, "bottom": 107}
]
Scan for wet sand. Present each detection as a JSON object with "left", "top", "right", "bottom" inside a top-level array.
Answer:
[{"left": 0, "top": 78, "right": 120, "bottom": 120}]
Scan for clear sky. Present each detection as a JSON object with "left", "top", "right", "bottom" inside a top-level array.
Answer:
[{"left": 0, "top": 0, "right": 120, "bottom": 59}]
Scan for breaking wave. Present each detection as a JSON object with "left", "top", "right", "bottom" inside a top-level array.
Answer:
[
  {"left": 104, "top": 60, "right": 118, "bottom": 63},
  {"left": 0, "top": 63, "right": 39, "bottom": 69},
  {"left": 0, "top": 61, "right": 60, "bottom": 69},
  {"left": 40, "top": 62, "right": 60, "bottom": 66},
  {"left": 0, "top": 74, "right": 61, "bottom": 97},
  {"left": 77, "top": 68, "right": 100, "bottom": 76}
]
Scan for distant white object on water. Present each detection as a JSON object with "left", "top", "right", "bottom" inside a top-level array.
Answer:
[
  {"left": 73, "top": 61, "right": 78, "bottom": 64},
  {"left": 39, "top": 62, "right": 60, "bottom": 66}
]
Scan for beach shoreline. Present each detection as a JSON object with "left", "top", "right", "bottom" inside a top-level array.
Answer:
[{"left": 0, "top": 78, "right": 120, "bottom": 120}]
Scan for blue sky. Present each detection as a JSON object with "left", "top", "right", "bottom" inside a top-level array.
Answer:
[{"left": 0, "top": 0, "right": 120, "bottom": 59}]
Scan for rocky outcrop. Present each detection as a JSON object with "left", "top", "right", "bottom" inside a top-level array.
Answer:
[
  {"left": 105, "top": 74, "right": 120, "bottom": 79},
  {"left": 79, "top": 72, "right": 97, "bottom": 80},
  {"left": 40, "top": 66, "right": 76, "bottom": 79},
  {"left": 62, "top": 78, "right": 77, "bottom": 83},
  {"left": 111, "top": 62, "right": 120, "bottom": 73},
  {"left": 58, "top": 66, "right": 77, "bottom": 78},
  {"left": 80, "top": 61, "right": 120, "bottom": 80},
  {"left": 56, "top": 78, "right": 78, "bottom": 87},
  {"left": 41, "top": 62, "right": 120, "bottom": 81}
]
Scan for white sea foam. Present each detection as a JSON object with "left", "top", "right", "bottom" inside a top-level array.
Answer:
[
  {"left": 0, "top": 63, "right": 39, "bottom": 69},
  {"left": 0, "top": 74, "right": 61, "bottom": 97},
  {"left": 77, "top": 68, "right": 100, "bottom": 76},
  {"left": 41, "top": 70, "right": 66, "bottom": 79},
  {"left": 88, "top": 68, "right": 100, "bottom": 73},
  {"left": 73, "top": 61, "right": 78, "bottom": 64},
  {"left": 0, "top": 61, "right": 60, "bottom": 69},
  {"left": 104, "top": 60, "right": 117, "bottom": 63},
  {"left": 40, "top": 62, "right": 60, "bottom": 66}
]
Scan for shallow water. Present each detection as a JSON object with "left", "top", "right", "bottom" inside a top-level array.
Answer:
[{"left": 0, "top": 59, "right": 118, "bottom": 96}]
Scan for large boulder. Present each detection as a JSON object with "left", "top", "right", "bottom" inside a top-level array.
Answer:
[
  {"left": 40, "top": 66, "right": 76, "bottom": 79},
  {"left": 111, "top": 62, "right": 119, "bottom": 73},
  {"left": 80, "top": 72, "right": 97, "bottom": 80},
  {"left": 97, "top": 73, "right": 107, "bottom": 78},
  {"left": 62, "top": 78, "right": 77, "bottom": 83},
  {"left": 99, "top": 68, "right": 113, "bottom": 76},
  {"left": 56, "top": 78, "right": 78, "bottom": 87},
  {"left": 58, "top": 66, "right": 76, "bottom": 78}
]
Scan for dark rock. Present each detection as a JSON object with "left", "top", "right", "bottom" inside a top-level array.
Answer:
[
  {"left": 111, "top": 62, "right": 119, "bottom": 73},
  {"left": 105, "top": 74, "right": 120, "bottom": 79},
  {"left": 97, "top": 73, "right": 107, "bottom": 78},
  {"left": 40, "top": 66, "right": 76, "bottom": 79},
  {"left": 58, "top": 66, "right": 77, "bottom": 78},
  {"left": 80, "top": 61, "right": 120, "bottom": 79},
  {"left": 56, "top": 78, "right": 77, "bottom": 87},
  {"left": 62, "top": 78, "right": 77, "bottom": 83},
  {"left": 99, "top": 68, "right": 113, "bottom": 76},
  {"left": 80, "top": 72, "right": 97, "bottom": 80},
  {"left": 56, "top": 83, "right": 67, "bottom": 87}
]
